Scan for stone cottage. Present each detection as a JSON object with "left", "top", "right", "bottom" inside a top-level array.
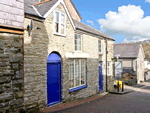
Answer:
[
  {"left": 24, "top": 0, "right": 115, "bottom": 110},
  {"left": 0, "top": 0, "right": 24, "bottom": 112},
  {"left": 114, "top": 43, "right": 145, "bottom": 84}
]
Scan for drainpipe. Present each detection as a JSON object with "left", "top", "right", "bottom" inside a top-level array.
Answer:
[{"left": 105, "top": 39, "right": 108, "bottom": 92}]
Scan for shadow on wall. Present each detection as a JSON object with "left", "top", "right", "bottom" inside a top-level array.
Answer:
[{"left": 24, "top": 18, "right": 50, "bottom": 112}]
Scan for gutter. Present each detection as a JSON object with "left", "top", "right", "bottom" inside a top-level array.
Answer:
[{"left": 25, "top": 12, "right": 45, "bottom": 19}]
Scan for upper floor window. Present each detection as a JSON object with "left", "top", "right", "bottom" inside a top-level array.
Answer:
[
  {"left": 54, "top": 10, "right": 66, "bottom": 36},
  {"left": 75, "top": 34, "right": 82, "bottom": 52},
  {"left": 98, "top": 39, "right": 102, "bottom": 53}
]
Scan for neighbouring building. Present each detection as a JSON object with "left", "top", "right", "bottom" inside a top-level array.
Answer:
[
  {"left": 23, "top": 0, "right": 115, "bottom": 111},
  {"left": 114, "top": 43, "right": 145, "bottom": 84},
  {"left": 140, "top": 42, "right": 150, "bottom": 81},
  {"left": 0, "top": 0, "right": 24, "bottom": 112}
]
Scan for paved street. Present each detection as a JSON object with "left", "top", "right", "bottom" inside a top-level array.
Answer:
[{"left": 54, "top": 81, "right": 150, "bottom": 113}]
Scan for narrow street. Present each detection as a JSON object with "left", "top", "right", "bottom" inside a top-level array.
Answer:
[{"left": 54, "top": 81, "right": 150, "bottom": 113}]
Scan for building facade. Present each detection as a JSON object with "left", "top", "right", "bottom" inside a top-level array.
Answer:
[
  {"left": 114, "top": 43, "right": 145, "bottom": 84},
  {"left": 23, "top": 0, "right": 115, "bottom": 111}
]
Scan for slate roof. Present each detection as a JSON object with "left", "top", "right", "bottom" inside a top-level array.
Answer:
[
  {"left": 114, "top": 43, "right": 141, "bottom": 58},
  {"left": 34, "top": 0, "right": 58, "bottom": 16},
  {"left": 24, "top": 0, "right": 39, "bottom": 16},
  {"left": 73, "top": 19, "right": 115, "bottom": 40}
]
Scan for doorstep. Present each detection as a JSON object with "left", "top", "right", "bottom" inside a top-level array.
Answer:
[
  {"left": 40, "top": 92, "right": 108, "bottom": 113},
  {"left": 109, "top": 89, "right": 134, "bottom": 95}
]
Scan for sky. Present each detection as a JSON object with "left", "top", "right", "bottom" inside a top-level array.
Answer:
[{"left": 72, "top": 0, "right": 150, "bottom": 43}]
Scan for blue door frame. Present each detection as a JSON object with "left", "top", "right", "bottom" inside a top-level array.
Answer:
[
  {"left": 47, "top": 53, "right": 61, "bottom": 106},
  {"left": 99, "top": 61, "right": 103, "bottom": 91}
]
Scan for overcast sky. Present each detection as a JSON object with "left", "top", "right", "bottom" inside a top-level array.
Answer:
[{"left": 72, "top": 0, "right": 150, "bottom": 43}]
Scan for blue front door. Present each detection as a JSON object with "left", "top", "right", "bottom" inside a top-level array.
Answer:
[
  {"left": 47, "top": 53, "right": 61, "bottom": 106},
  {"left": 99, "top": 61, "right": 103, "bottom": 91}
]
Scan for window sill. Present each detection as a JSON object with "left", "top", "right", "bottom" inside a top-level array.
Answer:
[
  {"left": 99, "top": 52, "right": 103, "bottom": 55},
  {"left": 75, "top": 51, "right": 82, "bottom": 53},
  {"left": 53, "top": 32, "right": 66, "bottom": 37},
  {"left": 69, "top": 85, "right": 87, "bottom": 92}
]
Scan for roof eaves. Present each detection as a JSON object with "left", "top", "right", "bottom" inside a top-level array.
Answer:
[
  {"left": 76, "top": 27, "right": 114, "bottom": 41},
  {"left": 25, "top": 12, "right": 45, "bottom": 19},
  {"left": 73, "top": 19, "right": 115, "bottom": 41},
  {"left": 86, "top": 25, "right": 115, "bottom": 41}
]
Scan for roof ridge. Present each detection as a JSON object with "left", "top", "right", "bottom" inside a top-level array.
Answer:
[{"left": 34, "top": 0, "right": 51, "bottom": 6}]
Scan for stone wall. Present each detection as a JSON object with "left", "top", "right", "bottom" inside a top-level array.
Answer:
[
  {"left": 0, "top": 33, "right": 24, "bottom": 113},
  {"left": 107, "top": 76, "right": 114, "bottom": 92},
  {"left": 24, "top": 17, "right": 48, "bottom": 111},
  {"left": 62, "top": 58, "right": 99, "bottom": 102}
]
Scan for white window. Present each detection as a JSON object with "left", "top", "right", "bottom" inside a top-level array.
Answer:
[
  {"left": 107, "top": 62, "right": 111, "bottom": 75},
  {"left": 54, "top": 10, "right": 66, "bottom": 36},
  {"left": 98, "top": 39, "right": 102, "bottom": 53},
  {"left": 69, "top": 59, "right": 86, "bottom": 89},
  {"left": 75, "top": 34, "right": 82, "bottom": 52}
]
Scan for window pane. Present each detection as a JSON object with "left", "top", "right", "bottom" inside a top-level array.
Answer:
[
  {"left": 61, "top": 14, "right": 65, "bottom": 25},
  {"left": 61, "top": 24, "right": 64, "bottom": 34},
  {"left": 81, "top": 59, "right": 85, "bottom": 85},
  {"left": 75, "top": 34, "right": 81, "bottom": 51},
  {"left": 69, "top": 59, "right": 86, "bottom": 88},
  {"left": 69, "top": 60, "right": 74, "bottom": 88},
  {"left": 55, "top": 23, "right": 59, "bottom": 33},
  {"left": 56, "top": 12, "right": 59, "bottom": 22},
  {"left": 75, "top": 60, "right": 80, "bottom": 87}
]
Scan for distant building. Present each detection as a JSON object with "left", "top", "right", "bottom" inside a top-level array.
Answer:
[{"left": 114, "top": 43, "right": 145, "bottom": 84}]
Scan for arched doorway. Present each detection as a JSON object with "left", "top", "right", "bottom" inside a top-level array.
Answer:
[{"left": 47, "top": 53, "right": 61, "bottom": 106}]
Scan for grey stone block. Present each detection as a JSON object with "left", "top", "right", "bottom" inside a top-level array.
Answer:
[
  {"left": 12, "top": 63, "right": 19, "bottom": 70},
  {"left": 0, "top": 76, "right": 11, "bottom": 84},
  {"left": 0, "top": 102, "right": 9, "bottom": 108},
  {"left": 0, "top": 41, "right": 3, "bottom": 49},
  {"left": 9, "top": 53, "right": 22, "bottom": 63},
  {"left": 0, "top": 93, "right": 13, "bottom": 102},
  {"left": 0, "top": 54, "right": 9, "bottom": 58},
  {"left": 3, "top": 70, "right": 14, "bottom": 76},
  {"left": 10, "top": 98, "right": 23, "bottom": 106},
  {"left": 15, "top": 70, "right": 23, "bottom": 79},
  {"left": 0, "top": 62, "right": 10, "bottom": 67}
]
